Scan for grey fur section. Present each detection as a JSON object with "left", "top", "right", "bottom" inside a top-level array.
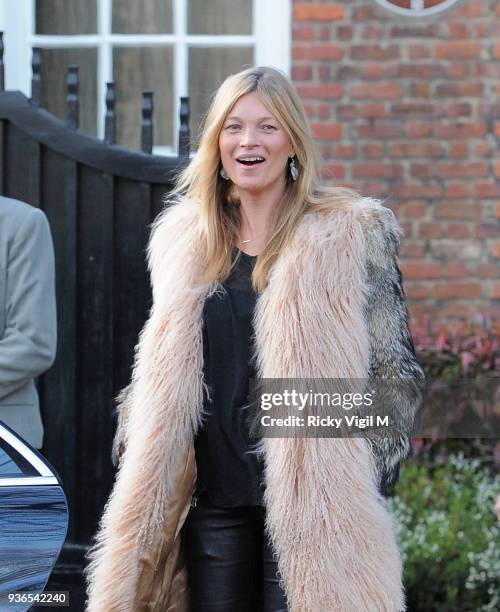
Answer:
[{"left": 360, "top": 204, "right": 427, "bottom": 494}]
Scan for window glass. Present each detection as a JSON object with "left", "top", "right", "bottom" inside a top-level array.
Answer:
[
  {"left": 36, "top": 0, "right": 97, "bottom": 35},
  {"left": 112, "top": 0, "right": 173, "bottom": 34},
  {"left": 40, "top": 48, "right": 98, "bottom": 136},
  {"left": 188, "top": 0, "right": 253, "bottom": 35},
  {"left": 0, "top": 440, "right": 38, "bottom": 478},
  {"left": 113, "top": 46, "right": 174, "bottom": 149},
  {"left": 188, "top": 47, "right": 253, "bottom": 139}
]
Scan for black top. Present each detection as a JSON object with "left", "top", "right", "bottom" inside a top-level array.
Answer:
[{"left": 193, "top": 248, "right": 265, "bottom": 507}]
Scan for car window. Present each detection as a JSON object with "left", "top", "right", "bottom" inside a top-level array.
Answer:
[{"left": 0, "top": 439, "right": 39, "bottom": 477}]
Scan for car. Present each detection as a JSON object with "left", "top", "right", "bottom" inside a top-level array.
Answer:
[{"left": 0, "top": 420, "right": 68, "bottom": 611}]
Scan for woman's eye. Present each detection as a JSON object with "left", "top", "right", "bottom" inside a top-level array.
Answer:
[
  {"left": 225, "top": 124, "right": 240, "bottom": 130},
  {"left": 262, "top": 125, "right": 276, "bottom": 130}
]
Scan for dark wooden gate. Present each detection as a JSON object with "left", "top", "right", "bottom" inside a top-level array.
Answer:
[{"left": 0, "top": 35, "right": 191, "bottom": 608}]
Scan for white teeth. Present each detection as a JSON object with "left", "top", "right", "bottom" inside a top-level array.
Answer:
[{"left": 237, "top": 156, "right": 265, "bottom": 162}]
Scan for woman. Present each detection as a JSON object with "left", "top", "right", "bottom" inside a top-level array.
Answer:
[{"left": 85, "top": 66, "right": 425, "bottom": 611}]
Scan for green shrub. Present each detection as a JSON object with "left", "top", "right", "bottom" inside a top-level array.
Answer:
[{"left": 387, "top": 453, "right": 500, "bottom": 611}]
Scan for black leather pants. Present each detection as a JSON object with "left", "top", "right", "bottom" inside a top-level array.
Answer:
[{"left": 181, "top": 491, "right": 289, "bottom": 611}]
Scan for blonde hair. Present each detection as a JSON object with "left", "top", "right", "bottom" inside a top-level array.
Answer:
[{"left": 167, "top": 66, "right": 361, "bottom": 291}]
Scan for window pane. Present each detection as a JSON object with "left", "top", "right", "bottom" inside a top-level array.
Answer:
[
  {"left": 112, "top": 0, "right": 173, "bottom": 33},
  {"left": 189, "top": 48, "right": 254, "bottom": 139},
  {"left": 40, "top": 48, "right": 98, "bottom": 136},
  {"left": 36, "top": 0, "right": 97, "bottom": 35},
  {"left": 0, "top": 440, "right": 38, "bottom": 477},
  {"left": 113, "top": 47, "right": 174, "bottom": 149},
  {"left": 188, "top": 0, "right": 253, "bottom": 35}
]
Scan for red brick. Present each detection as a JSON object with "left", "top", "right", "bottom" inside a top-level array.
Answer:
[
  {"left": 353, "top": 164, "right": 403, "bottom": 178},
  {"left": 436, "top": 163, "right": 489, "bottom": 178},
  {"left": 401, "top": 262, "right": 441, "bottom": 279},
  {"left": 318, "top": 104, "right": 330, "bottom": 119},
  {"left": 435, "top": 42, "right": 481, "bottom": 59},
  {"left": 291, "top": 65, "right": 312, "bottom": 81},
  {"left": 435, "top": 202, "right": 480, "bottom": 220},
  {"left": 350, "top": 45, "right": 400, "bottom": 61},
  {"left": 361, "top": 102, "right": 388, "bottom": 117},
  {"left": 358, "top": 123, "right": 402, "bottom": 138},
  {"left": 433, "top": 283, "right": 482, "bottom": 299},
  {"left": 442, "top": 264, "right": 471, "bottom": 278},
  {"left": 433, "top": 123, "right": 486, "bottom": 139},
  {"left": 474, "top": 223, "right": 498, "bottom": 239},
  {"left": 336, "top": 104, "right": 358, "bottom": 120},
  {"left": 409, "top": 82, "right": 430, "bottom": 98},
  {"left": 435, "top": 82, "right": 484, "bottom": 97},
  {"left": 445, "top": 223, "right": 473, "bottom": 239},
  {"left": 405, "top": 122, "right": 430, "bottom": 138},
  {"left": 362, "top": 143, "right": 384, "bottom": 158},
  {"left": 293, "top": 4, "right": 345, "bottom": 21},
  {"left": 496, "top": 202, "right": 500, "bottom": 218},
  {"left": 401, "top": 241, "right": 425, "bottom": 258},
  {"left": 388, "top": 142, "right": 444, "bottom": 158},
  {"left": 333, "top": 144, "right": 357, "bottom": 158},
  {"left": 292, "top": 25, "right": 315, "bottom": 41},
  {"left": 348, "top": 82, "right": 402, "bottom": 99},
  {"left": 360, "top": 24, "right": 384, "bottom": 39},
  {"left": 319, "top": 26, "right": 330, "bottom": 41},
  {"left": 452, "top": 1, "right": 490, "bottom": 17},
  {"left": 311, "top": 123, "right": 342, "bottom": 140},
  {"left": 446, "top": 23, "right": 469, "bottom": 38},
  {"left": 491, "top": 283, "right": 500, "bottom": 299},
  {"left": 318, "top": 65, "right": 330, "bottom": 81},
  {"left": 447, "top": 103, "right": 472, "bottom": 118},
  {"left": 322, "top": 163, "right": 345, "bottom": 179},
  {"left": 293, "top": 45, "right": 344, "bottom": 60},
  {"left": 446, "top": 63, "right": 470, "bottom": 79},
  {"left": 494, "top": 161, "right": 500, "bottom": 178},
  {"left": 476, "top": 263, "right": 498, "bottom": 278},
  {"left": 449, "top": 143, "right": 469, "bottom": 158},
  {"left": 474, "top": 142, "right": 494, "bottom": 158},
  {"left": 400, "top": 202, "right": 428, "bottom": 219},
  {"left": 336, "top": 25, "right": 353, "bottom": 40},
  {"left": 297, "top": 84, "right": 342, "bottom": 99},
  {"left": 409, "top": 45, "right": 430, "bottom": 60},
  {"left": 419, "top": 223, "right": 443, "bottom": 239},
  {"left": 493, "top": 44, "right": 500, "bottom": 60},
  {"left": 491, "top": 241, "right": 500, "bottom": 258},
  {"left": 394, "top": 184, "right": 444, "bottom": 199},
  {"left": 445, "top": 184, "right": 471, "bottom": 198},
  {"left": 406, "top": 285, "right": 430, "bottom": 300}
]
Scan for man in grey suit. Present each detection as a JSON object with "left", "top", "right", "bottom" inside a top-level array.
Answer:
[{"left": 0, "top": 196, "right": 57, "bottom": 449}]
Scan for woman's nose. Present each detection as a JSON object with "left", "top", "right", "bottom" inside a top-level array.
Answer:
[{"left": 240, "top": 127, "right": 259, "bottom": 145}]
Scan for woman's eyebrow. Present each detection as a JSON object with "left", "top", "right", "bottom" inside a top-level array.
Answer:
[{"left": 225, "top": 116, "right": 276, "bottom": 122}]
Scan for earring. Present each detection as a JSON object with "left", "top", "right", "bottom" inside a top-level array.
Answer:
[
  {"left": 289, "top": 155, "right": 299, "bottom": 181},
  {"left": 220, "top": 166, "right": 229, "bottom": 180}
]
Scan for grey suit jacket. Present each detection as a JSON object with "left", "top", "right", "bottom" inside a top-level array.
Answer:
[{"left": 0, "top": 196, "right": 57, "bottom": 448}]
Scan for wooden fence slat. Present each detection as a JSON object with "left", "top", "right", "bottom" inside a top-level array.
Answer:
[
  {"left": 77, "top": 165, "right": 115, "bottom": 542},
  {"left": 40, "top": 148, "right": 78, "bottom": 542},
  {"left": 113, "top": 178, "right": 151, "bottom": 398},
  {"left": 4, "top": 123, "right": 41, "bottom": 206}
]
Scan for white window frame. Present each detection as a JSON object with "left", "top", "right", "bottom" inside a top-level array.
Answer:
[
  {"left": 373, "top": 0, "right": 464, "bottom": 17},
  {"left": 0, "top": 0, "right": 291, "bottom": 156}
]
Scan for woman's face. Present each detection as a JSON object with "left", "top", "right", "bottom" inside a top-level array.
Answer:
[{"left": 218, "top": 92, "right": 294, "bottom": 197}]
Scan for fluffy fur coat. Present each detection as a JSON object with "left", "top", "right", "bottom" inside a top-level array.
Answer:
[{"left": 85, "top": 195, "right": 426, "bottom": 612}]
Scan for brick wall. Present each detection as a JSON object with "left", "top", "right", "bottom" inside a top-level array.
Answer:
[{"left": 291, "top": 0, "right": 499, "bottom": 335}]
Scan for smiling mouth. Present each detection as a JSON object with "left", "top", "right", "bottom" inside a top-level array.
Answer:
[{"left": 237, "top": 158, "right": 266, "bottom": 167}]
